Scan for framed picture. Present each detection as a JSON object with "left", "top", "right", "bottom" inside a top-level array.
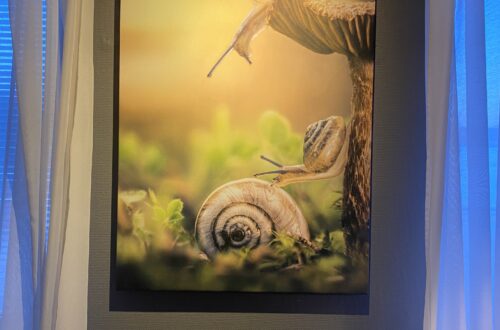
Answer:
[{"left": 111, "top": 0, "right": 375, "bottom": 314}]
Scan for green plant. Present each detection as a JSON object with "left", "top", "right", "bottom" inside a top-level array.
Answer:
[
  {"left": 119, "top": 132, "right": 168, "bottom": 189},
  {"left": 115, "top": 109, "right": 365, "bottom": 293}
]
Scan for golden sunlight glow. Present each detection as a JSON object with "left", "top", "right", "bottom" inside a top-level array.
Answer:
[{"left": 120, "top": 0, "right": 352, "bottom": 136}]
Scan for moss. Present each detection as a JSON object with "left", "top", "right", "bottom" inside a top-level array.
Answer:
[{"left": 116, "top": 190, "right": 366, "bottom": 293}]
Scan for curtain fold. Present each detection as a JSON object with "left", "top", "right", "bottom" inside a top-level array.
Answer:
[
  {"left": 426, "top": 0, "right": 500, "bottom": 329},
  {"left": 2, "top": 1, "right": 44, "bottom": 328},
  {"left": 42, "top": 0, "right": 82, "bottom": 327},
  {"left": 8, "top": 0, "right": 44, "bottom": 296},
  {"left": 0, "top": 0, "right": 92, "bottom": 329},
  {"left": 436, "top": 48, "right": 466, "bottom": 330},
  {"left": 463, "top": 0, "right": 493, "bottom": 327},
  {"left": 424, "top": 0, "right": 455, "bottom": 328},
  {"left": 54, "top": 0, "right": 93, "bottom": 326}
]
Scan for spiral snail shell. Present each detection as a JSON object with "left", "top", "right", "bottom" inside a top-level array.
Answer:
[
  {"left": 256, "top": 115, "right": 349, "bottom": 187},
  {"left": 195, "top": 178, "right": 310, "bottom": 259},
  {"left": 303, "top": 116, "right": 346, "bottom": 172}
]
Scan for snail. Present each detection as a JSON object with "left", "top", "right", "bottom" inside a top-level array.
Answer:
[
  {"left": 255, "top": 115, "right": 350, "bottom": 187},
  {"left": 195, "top": 116, "right": 348, "bottom": 257},
  {"left": 207, "top": 0, "right": 375, "bottom": 256},
  {"left": 195, "top": 178, "right": 310, "bottom": 259}
]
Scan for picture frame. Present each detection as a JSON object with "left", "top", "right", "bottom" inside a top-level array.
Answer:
[
  {"left": 110, "top": 0, "right": 375, "bottom": 314},
  {"left": 89, "top": 2, "right": 421, "bottom": 323}
]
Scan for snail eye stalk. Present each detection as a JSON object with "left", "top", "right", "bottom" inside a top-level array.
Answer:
[
  {"left": 254, "top": 155, "right": 287, "bottom": 177},
  {"left": 259, "top": 155, "right": 283, "bottom": 168},
  {"left": 206, "top": 2, "right": 273, "bottom": 78},
  {"left": 254, "top": 169, "right": 287, "bottom": 177}
]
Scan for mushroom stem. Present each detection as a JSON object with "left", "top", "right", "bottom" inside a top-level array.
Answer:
[{"left": 342, "top": 57, "right": 373, "bottom": 258}]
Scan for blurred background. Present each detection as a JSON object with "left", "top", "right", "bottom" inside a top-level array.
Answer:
[
  {"left": 119, "top": 0, "right": 353, "bottom": 231},
  {"left": 120, "top": 0, "right": 351, "bottom": 151}
]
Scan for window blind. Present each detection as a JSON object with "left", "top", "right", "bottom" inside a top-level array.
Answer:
[
  {"left": 0, "top": 0, "right": 15, "bottom": 315},
  {"left": 0, "top": 0, "right": 47, "bottom": 315}
]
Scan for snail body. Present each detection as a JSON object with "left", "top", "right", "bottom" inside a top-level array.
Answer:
[
  {"left": 195, "top": 178, "right": 310, "bottom": 258},
  {"left": 256, "top": 115, "right": 350, "bottom": 187}
]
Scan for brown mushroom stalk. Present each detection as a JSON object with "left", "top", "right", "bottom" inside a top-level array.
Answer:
[{"left": 208, "top": 0, "right": 375, "bottom": 260}]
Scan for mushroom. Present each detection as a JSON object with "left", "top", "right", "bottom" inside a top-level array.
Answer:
[{"left": 208, "top": 0, "right": 375, "bottom": 258}]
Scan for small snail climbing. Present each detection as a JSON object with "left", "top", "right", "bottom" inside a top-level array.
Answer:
[
  {"left": 255, "top": 115, "right": 350, "bottom": 187},
  {"left": 195, "top": 178, "right": 310, "bottom": 259},
  {"left": 195, "top": 116, "right": 348, "bottom": 258}
]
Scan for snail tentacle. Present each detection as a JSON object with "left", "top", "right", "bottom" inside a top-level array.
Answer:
[
  {"left": 207, "top": 2, "right": 273, "bottom": 78},
  {"left": 259, "top": 155, "right": 283, "bottom": 168}
]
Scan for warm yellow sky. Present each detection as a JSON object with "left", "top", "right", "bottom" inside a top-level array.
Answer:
[{"left": 119, "top": 0, "right": 352, "bottom": 136}]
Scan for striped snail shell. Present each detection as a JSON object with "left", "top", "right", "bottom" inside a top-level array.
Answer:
[
  {"left": 195, "top": 178, "right": 310, "bottom": 259},
  {"left": 303, "top": 115, "right": 347, "bottom": 172},
  {"left": 256, "top": 115, "right": 349, "bottom": 187}
]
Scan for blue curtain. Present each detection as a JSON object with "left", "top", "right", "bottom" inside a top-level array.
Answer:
[
  {"left": 435, "top": 0, "right": 500, "bottom": 328},
  {"left": 0, "top": 0, "right": 16, "bottom": 316},
  {"left": 0, "top": 0, "right": 48, "bottom": 328}
]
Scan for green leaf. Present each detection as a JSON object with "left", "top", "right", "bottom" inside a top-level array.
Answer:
[
  {"left": 152, "top": 205, "right": 167, "bottom": 222},
  {"left": 169, "top": 212, "right": 184, "bottom": 223},
  {"left": 166, "top": 199, "right": 184, "bottom": 219}
]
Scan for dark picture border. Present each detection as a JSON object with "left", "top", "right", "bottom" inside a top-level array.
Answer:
[{"left": 109, "top": 0, "right": 375, "bottom": 314}]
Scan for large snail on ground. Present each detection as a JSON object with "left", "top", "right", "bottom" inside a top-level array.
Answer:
[
  {"left": 256, "top": 115, "right": 349, "bottom": 187},
  {"left": 195, "top": 178, "right": 310, "bottom": 259}
]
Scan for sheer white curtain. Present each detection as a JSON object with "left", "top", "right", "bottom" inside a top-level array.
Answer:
[
  {"left": 425, "top": 0, "right": 500, "bottom": 329},
  {"left": 54, "top": 0, "right": 93, "bottom": 328},
  {"left": 0, "top": 0, "right": 93, "bottom": 329}
]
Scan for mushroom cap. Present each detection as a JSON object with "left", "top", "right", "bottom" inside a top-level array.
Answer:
[{"left": 269, "top": 0, "right": 375, "bottom": 58}]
